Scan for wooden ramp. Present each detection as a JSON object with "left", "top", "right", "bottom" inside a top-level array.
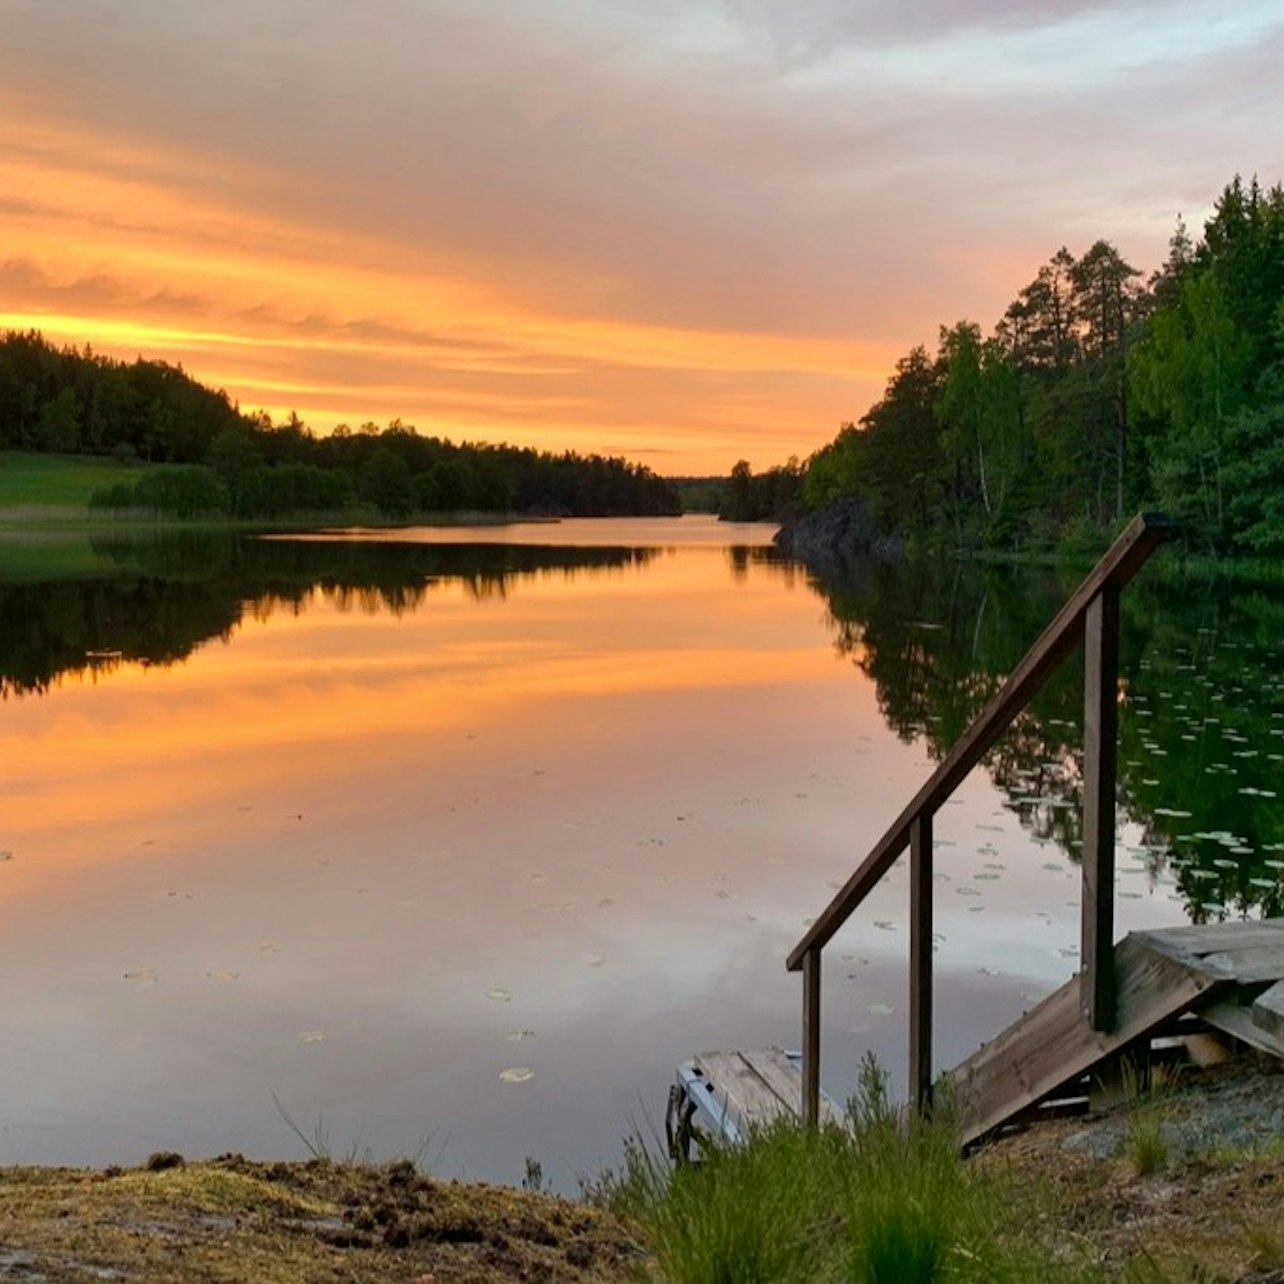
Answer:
[{"left": 948, "top": 918, "right": 1284, "bottom": 1147}]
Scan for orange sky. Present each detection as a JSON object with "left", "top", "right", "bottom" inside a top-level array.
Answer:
[{"left": 2, "top": 3, "right": 1281, "bottom": 471}]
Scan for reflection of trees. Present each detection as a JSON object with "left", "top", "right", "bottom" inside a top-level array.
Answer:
[
  {"left": 0, "top": 535, "right": 659, "bottom": 699},
  {"left": 800, "top": 552, "right": 1284, "bottom": 920}
]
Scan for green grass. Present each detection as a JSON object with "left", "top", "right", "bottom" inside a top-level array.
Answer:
[
  {"left": 1117, "top": 1059, "right": 1177, "bottom": 1177},
  {"left": 0, "top": 451, "right": 149, "bottom": 509},
  {"left": 601, "top": 1056, "right": 1082, "bottom": 1284}
]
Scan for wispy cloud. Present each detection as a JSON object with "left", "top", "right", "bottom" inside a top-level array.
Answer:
[{"left": 0, "top": 0, "right": 1279, "bottom": 468}]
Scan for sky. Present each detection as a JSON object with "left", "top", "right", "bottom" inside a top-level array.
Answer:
[{"left": 1, "top": 2, "right": 1281, "bottom": 473}]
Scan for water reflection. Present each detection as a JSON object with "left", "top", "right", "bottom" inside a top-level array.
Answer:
[
  {"left": 2, "top": 519, "right": 900, "bottom": 1184},
  {"left": 0, "top": 521, "right": 1280, "bottom": 1187},
  {"left": 797, "top": 553, "right": 1284, "bottom": 921},
  {"left": 0, "top": 533, "right": 667, "bottom": 698}
]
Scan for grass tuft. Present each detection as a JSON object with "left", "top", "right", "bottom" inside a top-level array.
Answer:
[
  {"left": 606, "top": 1053, "right": 1073, "bottom": 1283},
  {"left": 1118, "top": 1058, "right": 1177, "bottom": 1177}
]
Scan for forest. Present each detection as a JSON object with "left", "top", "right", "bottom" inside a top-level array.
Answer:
[
  {"left": 725, "top": 175, "right": 1284, "bottom": 557},
  {"left": 0, "top": 331, "right": 680, "bottom": 519}
]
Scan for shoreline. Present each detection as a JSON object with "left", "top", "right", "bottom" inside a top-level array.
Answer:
[{"left": 4, "top": 1056, "right": 1283, "bottom": 1281}]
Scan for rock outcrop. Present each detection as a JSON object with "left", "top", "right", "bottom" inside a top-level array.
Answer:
[{"left": 772, "top": 497, "right": 904, "bottom": 566}]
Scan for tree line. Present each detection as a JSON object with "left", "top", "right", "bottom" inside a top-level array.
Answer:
[
  {"left": 0, "top": 330, "right": 680, "bottom": 518},
  {"left": 728, "top": 174, "right": 1284, "bottom": 555}
]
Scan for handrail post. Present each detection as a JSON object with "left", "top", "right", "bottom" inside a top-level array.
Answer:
[
  {"left": 1081, "top": 584, "right": 1120, "bottom": 1031},
  {"left": 909, "top": 811, "right": 934, "bottom": 1112},
  {"left": 802, "top": 948, "right": 821, "bottom": 1126}
]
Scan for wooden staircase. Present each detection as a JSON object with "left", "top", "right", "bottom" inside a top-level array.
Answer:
[
  {"left": 948, "top": 920, "right": 1284, "bottom": 1146},
  {"left": 787, "top": 513, "right": 1177, "bottom": 1127},
  {"left": 673, "top": 921, "right": 1284, "bottom": 1153}
]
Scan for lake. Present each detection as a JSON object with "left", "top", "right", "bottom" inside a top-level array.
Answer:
[{"left": 1, "top": 515, "right": 1281, "bottom": 1190}]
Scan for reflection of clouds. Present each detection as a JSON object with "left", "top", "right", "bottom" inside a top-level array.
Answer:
[{"left": 0, "top": 533, "right": 1256, "bottom": 1188}]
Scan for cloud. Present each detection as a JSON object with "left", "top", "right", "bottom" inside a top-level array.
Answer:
[
  {"left": 0, "top": 258, "right": 209, "bottom": 317},
  {"left": 0, "top": 0, "right": 1280, "bottom": 468}
]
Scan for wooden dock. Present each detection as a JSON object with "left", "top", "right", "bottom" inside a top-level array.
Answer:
[{"left": 666, "top": 1048, "right": 843, "bottom": 1159}]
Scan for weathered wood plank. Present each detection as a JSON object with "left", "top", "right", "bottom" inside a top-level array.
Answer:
[
  {"left": 1081, "top": 586, "right": 1119, "bottom": 1031},
  {"left": 948, "top": 933, "right": 1224, "bottom": 1146},
  {"left": 787, "top": 513, "right": 1171, "bottom": 973},
  {"left": 692, "top": 1051, "right": 792, "bottom": 1127},
  {"left": 740, "top": 1049, "right": 844, "bottom": 1128},
  {"left": 1252, "top": 980, "right": 1284, "bottom": 1045},
  {"left": 1198, "top": 946, "right": 1284, "bottom": 984},
  {"left": 1139, "top": 920, "right": 1284, "bottom": 958},
  {"left": 1201, "top": 997, "right": 1284, "bottom": 1059}
]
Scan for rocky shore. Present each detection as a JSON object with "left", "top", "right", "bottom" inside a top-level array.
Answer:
[{"left": 771, "top": 496, "right": 904, "bottom": 566}]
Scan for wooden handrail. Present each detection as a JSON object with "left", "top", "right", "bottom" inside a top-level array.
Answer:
[
  {"left": 787, "top": 512, "right": 1172, "bottom": 973},
  {"left": 788, "top": 512, "right": 1173, "bottom": 1123}
]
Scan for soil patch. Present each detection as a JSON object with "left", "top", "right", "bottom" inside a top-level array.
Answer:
[{"left": 0, "top": 1155, "right": 645, "bottom": 1282}]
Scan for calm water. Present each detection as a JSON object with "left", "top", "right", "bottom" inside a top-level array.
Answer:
[{"left": 1, "top": 516, "right": 1281, "bottom": 1189}]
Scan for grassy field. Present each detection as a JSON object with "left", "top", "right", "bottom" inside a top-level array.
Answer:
[{"left": 0, "top": 450, "right": 147, "bottom": 509}]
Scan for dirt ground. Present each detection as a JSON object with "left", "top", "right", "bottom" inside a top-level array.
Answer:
[
  {"left": 3, "top": 1057, "right": 1284, "bottom": 1282},
  {"left": 978, "top": 1056, "right": 1284, "bottom": 1281},
  {"left": 0, "top": 1154, "right": 645, "bottom": 1282}
]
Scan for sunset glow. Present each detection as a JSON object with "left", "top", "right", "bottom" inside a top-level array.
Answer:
[{"left": 3, "top": 3, "right": 1281, "bottom": 470}]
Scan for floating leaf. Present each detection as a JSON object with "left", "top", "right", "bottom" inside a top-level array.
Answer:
[
  {"left": 499, "top": 1067, "right": 534, "bottom": 1084},
  {"left": 206, "top": 969, "right": 240, "bottom": 981},
  {"left": 486, "top": 988, "right": 513, "bottom": 1002},
  {"left": 298, "top": 1031, "right": 325, "bottom": 1044}
]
